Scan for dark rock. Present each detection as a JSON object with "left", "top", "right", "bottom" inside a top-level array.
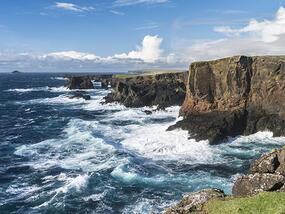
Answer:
[
  {"left": 174, "top": 55, "right": 285, "bottom": 144},
  {"left": 66, "top": 76, "right": 94, "bottom": 89},
  {"left": 12, "top": 70, "right": 21, "bottom": 74},
  {"left": 69, "top": 92, "right": 91, "bottom": 100},
  {"left": 104, "top": 72, "right": 187, "bottom": 109},
  {"left": 232, "top": 173, "right": 285, "bottom": 196},
  {"left": 162, "top": 189, "right": 225, "bottom": 214},
  {"left": 143, "top": 110, "right": 153, "bottom": 115}
]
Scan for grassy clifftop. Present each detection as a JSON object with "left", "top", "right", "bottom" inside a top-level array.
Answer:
[{"left": 204, "top": 192, "right": 285, "bottom": 214}]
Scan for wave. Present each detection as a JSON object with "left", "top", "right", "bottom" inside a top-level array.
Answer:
[
  {"left": 50, "top": 77, "right": 67, "bottom": 81},
  {"left": 5, "top": 86, "right": 100, "bottom": 93}
]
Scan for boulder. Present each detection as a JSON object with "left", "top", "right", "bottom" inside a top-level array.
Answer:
[
  {"left": 232, "top": 173, "right": 285, "bottom": 196},
  {"left": 162, "top": 189, "right": 225, "bottom": 214},
  {"left": 249, "top": 150, "right": 280, "bottom": 174}
]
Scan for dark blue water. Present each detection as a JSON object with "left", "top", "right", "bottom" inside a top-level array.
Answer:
[{"left": 1, "top": 73, "right": 285, "bottom": 214}]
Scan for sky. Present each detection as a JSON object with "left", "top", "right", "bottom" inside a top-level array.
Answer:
[{"left": 1, "top": 0, "right": 285, "bottom": 72}]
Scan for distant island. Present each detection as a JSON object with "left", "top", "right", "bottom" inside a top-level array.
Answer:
[{"left": 12, "top": 70, "right": 21, "bottom": 74}]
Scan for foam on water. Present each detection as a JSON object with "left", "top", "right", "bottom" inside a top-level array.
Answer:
[{"left": 6, "top": 81, "right": 285, "bottom": 213}]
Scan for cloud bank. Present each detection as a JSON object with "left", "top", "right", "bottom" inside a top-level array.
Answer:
[{"left": 2, "top": 7, "right": 285, "bottom": 72}]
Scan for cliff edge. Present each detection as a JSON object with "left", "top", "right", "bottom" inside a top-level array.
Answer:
[{"left": 169, "top": 56, "right": 285, "bottom": 144}]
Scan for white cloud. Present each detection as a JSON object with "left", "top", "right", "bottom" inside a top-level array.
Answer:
[
  {"left": 54, "top": 2, "right": 95, "bottom": 12},
  {"left": 134, "top": 22, "right": 159, "bottom": 30},
  {"left": 114, "top": 35, "right": 163, "bottom": 63},
  {"left": 109, "top": 10, "right": 125, "bottom": 16},
  {"left": 43, "top": 51, "right": 100, "bottom": 61},
  {"left": 114, "top": 0, "right": 168, "bottom": 7},
  {"left": 214, "top": 7, "right": 285, "bottom": 42},
  {"left": 42, "top": 35, "right": 163, "bottom": 64}
]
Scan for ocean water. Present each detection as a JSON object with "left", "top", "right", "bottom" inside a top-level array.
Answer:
[{"left": 1, "top": 73, "right": 285, "bottom": 214}]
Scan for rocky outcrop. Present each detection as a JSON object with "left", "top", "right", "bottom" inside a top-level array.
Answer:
[
  {"left": 65, "top": 75, "right": 114, "bottom": 90},
  {"left": 66, "top": 76, "right": 94, "bottom": 89},
  {"left": 104, "top": 72, "right": 187, "bottom": 109},
  {"left": 233, "top": 146, "right": 285, "bottom": 196},
  {"left": 69, "top": 91, "right": 91, "bottom": 100},
  {"left": 171, "top": 56, "right": 285, "bottom": 144},
  {"left": 162, "top": 189, "right": 225, "bottom": 214}
]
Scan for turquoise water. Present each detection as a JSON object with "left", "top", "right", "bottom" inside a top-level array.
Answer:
[{"left": 0, "top": 73, "right": 285, "bottom": 213}]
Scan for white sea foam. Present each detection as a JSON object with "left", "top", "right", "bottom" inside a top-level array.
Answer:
[
  {"left": 14, "top": 118, "right": 121, "bottom": 172},
  {"left": 5, "top": 86, "right": 100, "bottom": 93},
  {"left": 50, "top": 77, "right": 67, "bottom": 81}
]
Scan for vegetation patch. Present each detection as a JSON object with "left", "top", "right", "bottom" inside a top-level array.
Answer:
[{"left": 204, "top": 192, "right": 285, "bottom": 214}]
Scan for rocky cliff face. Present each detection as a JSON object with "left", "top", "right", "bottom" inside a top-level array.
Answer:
[
  {"left": 104, "top": 72, "right": 187, "bottom": 109},
  {"left": 65, "top": 76, "right": 94, "bottom": 89},
  {"left": 170, "top": 56, "right": 285, "bottom": 144}
]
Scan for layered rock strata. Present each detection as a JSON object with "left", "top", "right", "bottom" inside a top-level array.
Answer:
[
  {"left": 170, "top": 56, "right": 285, "bottom": 144},
  {"left": 104, "top": 72, "right": 187, "bottom": 109}
]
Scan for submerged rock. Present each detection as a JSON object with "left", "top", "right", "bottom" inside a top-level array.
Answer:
[
  {"left": 162, "top": 189, "right": 225, "bottom": 214},
  {"left": 104, "top": 72, "right": 187, "bottom": 109},
  {"left": 173, "top": 55, "right": 285, "bottom": 144},
  {"left": 69, "top": 91, "right": 91, "bottom": 100}
]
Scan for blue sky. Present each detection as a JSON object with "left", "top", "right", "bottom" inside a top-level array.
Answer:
[{"left": 0, "top": 0, "right": 285, "bottom": 72}]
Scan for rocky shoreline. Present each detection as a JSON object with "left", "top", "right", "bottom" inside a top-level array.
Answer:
[
  {"left": 162, "top": 145, "right": 285, "bottom": 213},
  {"left": 64, "top": 55, "right": 285, "bottom": 213}
]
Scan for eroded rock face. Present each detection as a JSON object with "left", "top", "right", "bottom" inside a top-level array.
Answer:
[
  {"left": 162, "top": 189, "right": 225, "bottom": 214},
  {"left": 66, "top": 76, "right": 94, "bottom": 89},
  {"left": 232, "top": 173, "right": 285, "bottom": 196},
  {"left": 233, "top": 146, "right": 285, "bottom": 196},
  {"left": 174, "top": 55, "right": 285, "bottom": 144},
  {"left": 104, "top": 72, "right": 187, "bottom": 109}
]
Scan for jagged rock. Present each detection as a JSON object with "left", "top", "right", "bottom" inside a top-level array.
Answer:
[
  {"left": 232, "top": 173, "right": 285, "bottom": 196},
  {"left": 69, "top": 92, "right": 91, "bottom": 100},
  {"left": 249, "top": 150, "right": 280, "bottom": 174},
  {"left": 174, "top": 55, "right": 285, "bottom": 144},
  {"left": 104, "top": 72, "right": 187, "bottom": 109},
  {"left": 162, "top": 189, "right": 225, "bottom": 214},
  {"left": 143, "top": 110, "right": 153, "bottom": 115},
  {"left": 66, "top": 76, "right": 94, "bottom": 89}
]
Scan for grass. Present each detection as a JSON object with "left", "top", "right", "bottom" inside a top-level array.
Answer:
[
  {"left": 204, "top": 192, "right": 285, "bottom": 214},
  {"left": 112, "top": 74, "right": 137, "bottom": 79}
]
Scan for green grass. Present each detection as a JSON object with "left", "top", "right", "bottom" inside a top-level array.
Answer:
[
  {"left": 112, "top": 74, "right": 137, "bottom": 79},
  {"left": 204, "top": 192, "right": 285, "bottom": 214}
]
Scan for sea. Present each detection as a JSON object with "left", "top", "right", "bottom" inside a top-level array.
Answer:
[{"left": 0, "top": 73, "right": 285, "bottom": 214}]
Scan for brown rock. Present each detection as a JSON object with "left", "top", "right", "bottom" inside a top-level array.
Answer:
[
  {"left": 249, "top": 150, "right": 280, "bottom": 174},
  {"left": 162, "top": 189, "right": 225, "bottom": 214},
  {"left": 232, "top": 173, "right": 285, "bottom": 196},
  {"left": 174, "top": 55, "right": 285, "bottom": 144},
  {"left": 104, "top": 72, "right": 187, "bottom": 109}
]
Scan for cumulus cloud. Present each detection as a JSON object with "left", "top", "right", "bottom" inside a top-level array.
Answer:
[
  {"left": 214, "top": 7, "right": 285, "bottom": 43},
  {"left": 43, "top": 51, "right": 101, "bottom": 61},
  {"left": 115, "top": 35, "right": 163, "bottom": 63},
  {"left": 54, "top": 2, "right": 95, "bottom": 12},
  {"left": 114, "top": 0, "right": 168, "bottom": 7}
]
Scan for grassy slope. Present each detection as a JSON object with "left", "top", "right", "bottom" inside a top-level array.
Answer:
[{"left": 204, "top": 192, "right": 285, "bottom": 214}]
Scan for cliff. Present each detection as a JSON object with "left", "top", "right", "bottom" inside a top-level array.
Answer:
[
  {"left": 104, "top": 72, "right": 187, "bottom": 109},
  {"left": 65, "top": 75, "right": 114, "bottom": 89},
  {"left": 170, "top": 56, "right": 285, "bottom": 144}
]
